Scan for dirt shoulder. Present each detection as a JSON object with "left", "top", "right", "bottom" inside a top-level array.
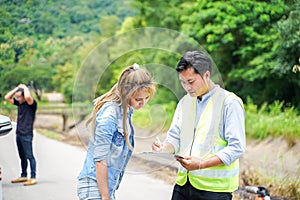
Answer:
[{"left": 241, "top": 137, "right": 300, "bottom": 179}]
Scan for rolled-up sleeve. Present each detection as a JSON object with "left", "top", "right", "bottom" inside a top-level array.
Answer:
[
  {"left": 93, "top": 103, "right": 118, "bottom": 162},
  {"left": 215, "top": 98, "right": 246, "bottom": 166}
]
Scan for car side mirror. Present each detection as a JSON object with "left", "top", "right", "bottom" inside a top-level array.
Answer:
[{"left": 0, "top": 115, "right": 13, "bottom": 136}]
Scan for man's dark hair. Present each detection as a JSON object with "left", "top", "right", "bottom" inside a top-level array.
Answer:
[
  {"left": 176, "top": 51, "right": 212, "bottom": 76},
  {"left": 16, "top": 88, "right": 24, "bottom": 96}
]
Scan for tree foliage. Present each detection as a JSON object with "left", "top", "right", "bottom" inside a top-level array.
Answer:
[
  {"left": 0, "top": 0, "right": 133, "bottom": 102},
  {"left": 0, "top": 0, "right": 299, "bottom": 111},
  {"left": 129, "top": 0, "right": 300, "bottom": 108}
]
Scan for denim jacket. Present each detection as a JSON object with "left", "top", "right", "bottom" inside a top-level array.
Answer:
[{"left": 78, "top": 102, "right": 134, "bottom": 197}]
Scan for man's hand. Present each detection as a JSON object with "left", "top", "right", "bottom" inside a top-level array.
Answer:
[
  {"left": 152, "top": 141, "right": 175, "bottom": 154},
  {"left": 176, "top": 156, "right": 224, "bottom": 171},
  {"left": 176, "top": 156, "right": 203, "bottom": 171},
  {"left": 4, "top": 85, "right": 20, "bottom": 104},
  {"left": 18, "top": 83, "right": 34, "bottom": 105},
  {"left": 152, "top": 140, "right": 163, "bottom": 152},
  {"left": 17, "top": 84, "right": 27, "bottom": 89}
]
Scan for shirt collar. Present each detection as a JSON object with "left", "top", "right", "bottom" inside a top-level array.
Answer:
[{"left": 197, "top": 85, "right": 220, "bottom": 102}]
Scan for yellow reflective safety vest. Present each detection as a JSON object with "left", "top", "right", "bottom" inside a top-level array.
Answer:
[{"left": 176, "top": 87, "right": 241, "bottom": 192}]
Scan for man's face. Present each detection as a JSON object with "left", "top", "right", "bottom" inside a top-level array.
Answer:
[
  {"left": 179, "top": 67, "right": 209, "bottom": 97},
  {"left": 15, "top": 91, "right": 25, "bottom": 103}
]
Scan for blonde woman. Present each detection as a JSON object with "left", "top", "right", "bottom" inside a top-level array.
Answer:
[{"left": 77, "top": 64, "right": 156, "bottom": 200}]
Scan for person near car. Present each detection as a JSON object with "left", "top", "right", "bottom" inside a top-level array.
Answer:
[{"left": 4, "top": 83, "right": 37, "bottom": 186}]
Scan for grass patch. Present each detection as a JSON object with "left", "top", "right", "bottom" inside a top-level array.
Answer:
[
  {"left": 245, "top": 98, "right": 300, "bottom": 146},
  {"left": 36, "top": 128, "right": 65, "bottom": 141},
  {"left": 240, "top": 167, "right": 300, "bottom": 199},
  {"left": 36, "top": 128, "right": 83, "bottom": 147}
]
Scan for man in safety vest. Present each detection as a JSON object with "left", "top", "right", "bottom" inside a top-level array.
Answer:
[{"left": 152, "top": 50, "right": 246, "bottom": 200}]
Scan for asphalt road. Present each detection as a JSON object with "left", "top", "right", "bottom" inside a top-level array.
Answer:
[{"left": 0, "top": 126, "right": 173, "bottom": 200}]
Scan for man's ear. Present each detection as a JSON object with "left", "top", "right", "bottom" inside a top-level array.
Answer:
[{"left": 204, "top": 71, "right": 210, "bottom": 80}]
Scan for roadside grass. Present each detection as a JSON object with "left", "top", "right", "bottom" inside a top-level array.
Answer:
[
  {"left": 36, "top": 128, "right": 83, "bottom": 147},
  {"left": 245, "top": 98, "right": 300, "bottom": 146},
  {"left": 240, "top": 167, "right": 300, "bottom": 199},
  {"left": 36, "top": 128, "right": 65, "bottom": 141}
]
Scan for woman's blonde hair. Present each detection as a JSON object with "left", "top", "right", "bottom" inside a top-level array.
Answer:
[{"left": 87, "top": 64, "right": 156, "bottom": 149}]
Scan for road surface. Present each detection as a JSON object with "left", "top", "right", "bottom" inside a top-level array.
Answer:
[{"left": 0, "top": 126, "right": 173, "bottom": 200}]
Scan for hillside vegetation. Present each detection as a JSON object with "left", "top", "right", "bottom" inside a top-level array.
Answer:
[{"left": 0, "top": 0, "right": 299, "bottom": 110}]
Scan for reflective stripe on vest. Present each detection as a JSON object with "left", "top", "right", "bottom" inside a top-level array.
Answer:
[
  {"left": 176, "top": 87, "right": 240, "bottom": 192},
  {"left": 178, "top": 164, "right": 239, "bottom": 178}
]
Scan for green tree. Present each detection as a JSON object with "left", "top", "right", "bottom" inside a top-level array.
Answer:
[
  {"left": 129, "top": 0, "right": 300, "bottom": 108},
  {"left": 99, "top": 15, "right": 121, "bottom": 37},
  {"left": 0, "top": 65, "right": 54, "bottom": 101},
  {"left": 130, "top": 0, "right": 183, "bottom": 29},
  {"left": 274, "top": 1, "right": 300, "bottom": 76},
  {"left": 52, "top": 62, "right": 76, "bottom": 103},
  {"left": 9, "top": 37, "right": 34, "bottom": 63}
]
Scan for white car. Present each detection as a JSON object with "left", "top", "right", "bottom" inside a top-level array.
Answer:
[
  {"left": 0, "top": 114, "right": 13, "bottom": 137},
  {"left": 0, "top": 114, "right": 13, "bottom": 200}
]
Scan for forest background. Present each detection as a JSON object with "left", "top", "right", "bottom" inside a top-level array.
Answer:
[{"left": 0, "top": 0, "right": 299, "bottom": 198}]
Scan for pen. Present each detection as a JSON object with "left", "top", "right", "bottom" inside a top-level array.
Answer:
[
  {"left": 156, "top": 136, "right": 161, "bottom": 143},
  {"left": 156, "top": 136, "right": 163, "bottom": 152}
]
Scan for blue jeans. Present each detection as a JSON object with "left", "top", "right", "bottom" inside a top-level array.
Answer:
[
  {"left": 77, "top": 177, "right": 116, "bottom": 200},
  {"left": 16, "top": 134, "right": 36, "bottom": 178}
]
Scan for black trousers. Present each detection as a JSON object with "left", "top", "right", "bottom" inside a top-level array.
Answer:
[{"left": 171, "top": 179, "right": 232, "bottom": 200}]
